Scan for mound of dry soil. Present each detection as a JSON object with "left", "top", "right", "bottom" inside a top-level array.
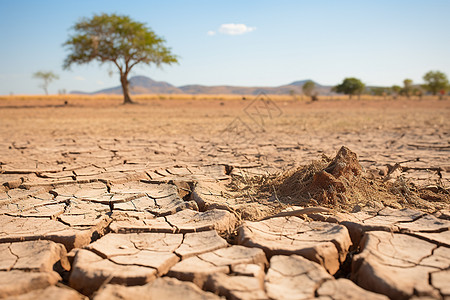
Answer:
[{"left": 263, "top": 146, "right": 448, "bottom": 213}]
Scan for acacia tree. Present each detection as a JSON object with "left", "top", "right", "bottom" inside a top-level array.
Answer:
[
  {"left": 422, "top": 71, "right": 449, "bottom": 96},
  {"left": 33, "top": 71, "right": 59, "bottom": 95},
  {"left": 332, "top": 77, "right": 365, "bottom": 99},
  {"left": 391, "top": 85, "right": 401, "bottom": 99},
  {"left": 402, "top": 79, "right": 413, "bottom": 98},
  {"left": 302, "top": 81, "right": 317, "bottom": 101},
  {"left": 63, "top": 13, "right": 178, "bottom": 104},
  {"left": 370, "top": 87, "right": 389, "bottom": 99}
]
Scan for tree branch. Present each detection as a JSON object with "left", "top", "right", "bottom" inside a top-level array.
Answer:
[
  {"left": 128, "top": 58, "right": 144, "bottom": 71},
  {"left": 112, "top": 59, "right": 123, "bottom": 76}
]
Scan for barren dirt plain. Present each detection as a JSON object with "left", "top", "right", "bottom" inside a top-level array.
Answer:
[{"left": 0, "top": 95, "right": 449, "bottom": 299}]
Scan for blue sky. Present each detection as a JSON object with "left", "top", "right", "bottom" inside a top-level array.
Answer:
[{"left": 1, "top": 0, "right": 449, "bottom": 94}]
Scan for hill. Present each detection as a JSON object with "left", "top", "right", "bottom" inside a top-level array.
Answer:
[
  {"left": 93, "top": 76, "right": 183, "bottom": 94},
  {"left": 71, "top": 76, "right": 334, "bottom": 95}
]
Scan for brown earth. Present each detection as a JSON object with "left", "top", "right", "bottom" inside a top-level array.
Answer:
[{"left": 0, "top": 95, "right": 449, "bottom": 299}]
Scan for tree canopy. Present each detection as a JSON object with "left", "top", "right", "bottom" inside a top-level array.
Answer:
[
  {"left": 302, "top": 81, "right": 318, "bottom": 101},
  {"left": 370, "top": 87, "right": 388, "bottom": 97},
  {"left": 422, "top": 71, "right": 449, "bottom": 95},
  {"left": 63, "top": 13, "right": 178, "bottom": 104},
  {"left": 391, "top": 85, "right": 402, "bottom": 94},
  {"left": 402, "top": 79, "right": 413, "bottom": 98},
  {"left": 302, "top": 81, "right": 315, "bottom": 96},
  {"left": 332, "top": 77, "right": 365, "bottom": 99},
  {"left": 33, "top": 71, "right": 59, "bottom": 95}
]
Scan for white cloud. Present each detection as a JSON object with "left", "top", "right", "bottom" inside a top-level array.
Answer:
[
  {"left": 74, "top": 76, "right": 85, "bottom": 81},
  {"left": 218, "top": 23, "right": 256, "bottom": 35},
  {"left": 96, "top": 80, "right": 104, "bottom": 85},
  {"left": 207, "top": 30, "right": 216, "bottom": 36}
]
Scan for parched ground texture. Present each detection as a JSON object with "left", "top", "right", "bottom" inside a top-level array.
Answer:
[{"left": 0, "top": 96, "right": 449, "bottom": 299}]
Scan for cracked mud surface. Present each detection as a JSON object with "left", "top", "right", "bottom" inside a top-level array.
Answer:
[{"left": 0, "top": 97, "right": 449, "bottom": 299}]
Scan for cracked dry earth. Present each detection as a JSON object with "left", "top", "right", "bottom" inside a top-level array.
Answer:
[{"left": 0, "top": 97, "right": 449, "bottom": 299}]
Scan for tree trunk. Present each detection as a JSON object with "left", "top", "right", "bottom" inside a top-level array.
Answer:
[{"left": 120, "top": 75, "right": 133, "bottom": 104}]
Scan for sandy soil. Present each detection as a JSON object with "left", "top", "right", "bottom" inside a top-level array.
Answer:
[{"left": 1, "top": 96, "right": 448, "bottom": 185}]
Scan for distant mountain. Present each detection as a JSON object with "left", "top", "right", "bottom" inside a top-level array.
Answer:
[
  {"left": 94, "top": 75, "right": 183, "bottom": 94},
  {"left": 71, "top": 76, "right": 334, "bottom": 95},
  {"left": 279, "top": 80, "right": 331, "bottom": 95},
  {"left": 288, "top": 79, "right": 317, "bottom": 86},
  {"left": 177, "top": 85, "right": 298, "bottom": 95},
  {"left": 69, "top": 90, "right": 90, "bottom": 95}
]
